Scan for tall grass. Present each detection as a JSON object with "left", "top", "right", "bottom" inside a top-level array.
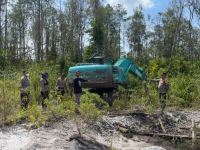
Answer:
[
  {"left": 0, "top": 62, "right": 109, "bottom": 126},
  {"left": 0, "top": 63, "right": 77, "bottom": 126},
  {"left": 111, "top": 57, "right": 200, "bottom": 113},
  {"left": 1, "top": 56, "right": 200, "bottom": 126}
]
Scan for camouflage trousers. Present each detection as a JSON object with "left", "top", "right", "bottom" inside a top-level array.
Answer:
[
  {"left": 159, "top": 93, "right": 166, "bottom": 110},
  {"left": 21, "top": 93, "right": 30, "bottom": 109},
  {"left": 41, "top": 91, "right": 49, "bottom": 107}
]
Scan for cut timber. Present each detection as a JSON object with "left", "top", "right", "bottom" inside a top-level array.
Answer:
[
  {"left": 118, "top": 126, "right": 129, "bottom": 133},
  {"left": 115, "top": 124, "right": 197, "bottom": 139},
  {"left": 192, "top": 118, "right": 196, "bottom": 148},
  {"left": 159, "top": 118, "right": 166, "bottom": 134},
  {"left": 130, "top": 130, "right": 199, "bottom": 139},
  {"left": 69, "top": 134, "right": 82, "bottom": 141},
  {"left": 143, "top": 82, "right": 152, "bottom": 104},
  {"left": 156, "top": 133, "right": 196, "bottom": 139},
  {"left": 101, "top": 116, "right": 115, "bottom": 129},
  {"left": 69, "top": 134, "right": 111, "bottom": 150}
]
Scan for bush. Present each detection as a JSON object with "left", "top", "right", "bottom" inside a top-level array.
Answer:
[{"left": 79, "top": 92, "right": 109, "bottom": 121}]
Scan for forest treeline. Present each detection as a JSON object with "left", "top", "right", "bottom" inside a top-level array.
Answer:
[{"left": 0, "top": 0, "right": 200, "bottom": 69}]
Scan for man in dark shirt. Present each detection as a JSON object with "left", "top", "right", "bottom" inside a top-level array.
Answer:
[{"left": 73, "top": 70, "right": 89, "bottom": 105}]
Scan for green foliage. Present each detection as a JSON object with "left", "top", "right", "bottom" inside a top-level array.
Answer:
[
  {"left": 79, "top": 92, "right": 109, "bottom": 121},
  {"left": 0, "top": 63, "right": 78, "bottom": 126},
  {"left": 147, "top": 56, "right": 191, "bottom": 78},
  {"left": 58, "top": 54, "right": 76, "bottom": 75},
  {"left": 86, "top": 16, "right": 104, "bottom": 55},
  {"left": 84, "top": 45, "right": 93, "bottom": 62},
  {"left": 126, "top": 5, "right": 146, "bottom": 61},
  {"left": 112, "top": 86, "right": 129, "bottom": 111},
  {"left": 1, "top": 54, "right": 200, "bottom": 128},
  {"left": 145, "top": 56, "right": 200, "bottom": 109}
]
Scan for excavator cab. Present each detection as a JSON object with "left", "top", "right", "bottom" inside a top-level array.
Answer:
[{"left": 88, "top": 56, "right": 113, "bottom": 65}]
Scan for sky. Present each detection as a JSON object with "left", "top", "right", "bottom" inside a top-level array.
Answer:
[{"left": 104, "top": 0, "right": 171, "bottom": 19}]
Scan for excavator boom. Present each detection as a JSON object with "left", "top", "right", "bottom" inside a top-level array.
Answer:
[{"left": 114, "top": 58, "right": 147, "bottom": 80}]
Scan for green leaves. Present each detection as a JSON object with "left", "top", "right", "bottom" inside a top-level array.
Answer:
[{"left": 79, "top": 92, "right": 109, "bottom": 121}]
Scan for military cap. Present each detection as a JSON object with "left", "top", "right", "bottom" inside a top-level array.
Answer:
[{"left": 61, "top": 73, "right": 65, "bottom": 77}]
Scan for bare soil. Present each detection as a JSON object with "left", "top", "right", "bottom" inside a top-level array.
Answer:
[{"left": 1, "top": 110, "right": 200, "bottom": 150}]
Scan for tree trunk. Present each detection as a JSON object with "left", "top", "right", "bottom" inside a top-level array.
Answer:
[
  {"left": 19, "top": 29, "right": 22, "bottom": 59},
  {"left": 37, "top": 0, "right": 41, "bottom": 62},
  {"left": 5, "top": 0, "right": 7, "bottom": 55},
  {"left": 94, "top": 0, "right": 98, "bottom": 53},
  {"left": 45, "top": 26, "right": 49, "bottom": 62},
  {"left": 189, "top": 12, "right": 193, "bottom": 66},
  {"left": 0, "top": 0, "right": 3, "bottom": 49},
  {"left": 41, "top": 0, "right": 43, "bottom": 61},
  {"left": 22, "top": 22, "right": 25, "bottom": 59},
  {"left": 119, "top": 25, "right": 121, "bottom": 58},
  {"left": 169, "top": 6, "right": 183, "bottom": 68}
]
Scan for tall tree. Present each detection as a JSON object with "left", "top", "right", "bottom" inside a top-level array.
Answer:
[{"left": 127, "top": 5, "right": 146, "bottom": 60}]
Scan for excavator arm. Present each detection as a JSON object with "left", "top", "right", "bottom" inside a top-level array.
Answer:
[{"left": 114, "top": 58, "right": 147, "bottom": 80}]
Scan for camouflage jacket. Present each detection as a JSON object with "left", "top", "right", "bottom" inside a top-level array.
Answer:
[{"left": 150, "top": 78, "right": 169, "bottom": 93}]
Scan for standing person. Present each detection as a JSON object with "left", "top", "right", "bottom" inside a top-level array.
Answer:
[
  {"left": 19, "top": 70, "right": 30, "bottom": 109},
  {"left": 147, "top": 73, "right": 170, "bottom": 110},
  {"left": 56, "top": 73, "right": 67, "bottom": 96},
  {"left": 73, "top": 70, "right": 90, "bottom": 105},
  {"left": 40, "top": 73, "right": 49, "bottom": 107},
  {"left": 45, "top": 72, "right": 50, "bottom": 98}
]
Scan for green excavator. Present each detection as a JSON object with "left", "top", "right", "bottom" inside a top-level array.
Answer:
[{"left": 68, "top": 55, "right": 147, "bottom": 89}]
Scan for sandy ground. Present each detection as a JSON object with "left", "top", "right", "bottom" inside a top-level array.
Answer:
[
  {"left": 2, "top": 109, "right": 199, "bottom": 150},
  {"left": 3, "top": 109, "right": 199, "bottom": 150},
  {"left": 0, "top": 126, "right": 31, "bottom": 150},
  {"left": 0, "top": 119, "right": 166, "bottom": 150}
]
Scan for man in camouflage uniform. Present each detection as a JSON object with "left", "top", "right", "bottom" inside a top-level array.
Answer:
[
  {"left": 19, "top": 70, "right": 30, "bottom": 109},
  {"left": 56, "top": 73, "right": 67, "bottom": 96},
  {"left": 40, "top": 73, "right": 49, "bottom": 107},
  {"left": 148, "top": 73, "right": 169, "bottom": 110}
]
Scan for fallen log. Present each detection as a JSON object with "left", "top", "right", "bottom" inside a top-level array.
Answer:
[
  {"left": 143, "top": 82, "right": 152, "bottom": 104},
  {"left": 192, "top": 118, "right": 196, "bottom": 148},
  {"left": 159, "top": 118, "right": 166, "bottom": 134},
  {"left": 114, "top": 122, "right": 130, "bottom": 129},
  {"left": 118, "top": 126, "right": 129, "bottom": 133},
  {"left": 69, "top": 134, "right": 111, "bottom": 150},
  {"left": 129, "top": 130, "right": 199, "bottom": 139},
  {"left": 115, "top": 126, "right": 200, "bottom": 140},
  {"left": 69, "top": 134, "right": 82, "bottom": 141}
]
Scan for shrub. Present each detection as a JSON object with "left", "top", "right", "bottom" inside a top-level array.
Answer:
[{"left": 79, "top": 92, "right": 109, "bottom": 122}]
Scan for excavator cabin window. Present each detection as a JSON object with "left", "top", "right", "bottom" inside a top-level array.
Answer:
[{"left": 88, "top": 57, "right": 113, "bottom": 65}]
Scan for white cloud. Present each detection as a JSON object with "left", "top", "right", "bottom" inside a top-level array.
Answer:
[{"left": 106, "top": 0, "right": 154, "bottom": 10}]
